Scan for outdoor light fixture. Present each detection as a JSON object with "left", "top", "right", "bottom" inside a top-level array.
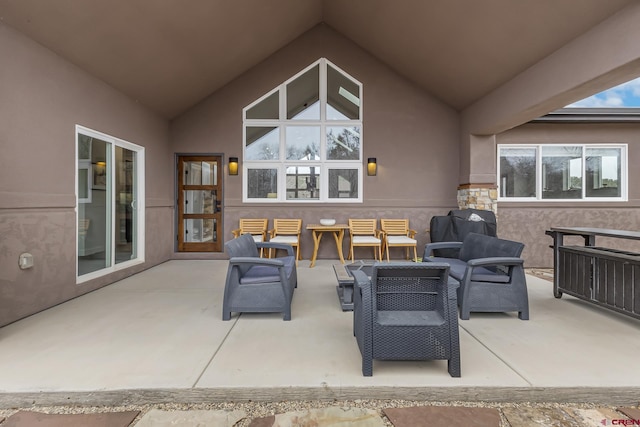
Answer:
[
  {"left": 228, "top": 157, "right": 238, "bottom": 175},
  {"left": 367, "top": 158, "right": 377, "bottom": 176}
]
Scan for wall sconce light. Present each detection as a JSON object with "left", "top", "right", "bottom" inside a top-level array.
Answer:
[
  {"left": 228, "top": 157, "right": 238, "bottom": 176},
  {"left": 367, "top": 157, "right": 377, "bottom": 176}
]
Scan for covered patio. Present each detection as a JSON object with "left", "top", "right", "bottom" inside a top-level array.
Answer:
[{"left": 1, "top": 260, "right": 639, "bottom": 408}]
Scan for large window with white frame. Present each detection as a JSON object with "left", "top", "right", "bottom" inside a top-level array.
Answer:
[
  {"left": 498, "top": 144, "right": 627, "bottom": 201},
  {"left": 243, "top": 58, "right": 363, "bottom": 202},
  {"left": 76, "top": 126, "right": 145, "bottom": 282}
]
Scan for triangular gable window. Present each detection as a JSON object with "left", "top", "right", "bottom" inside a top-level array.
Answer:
[{"left": 242, "top": 58, "right": 363, "bottom": 202}]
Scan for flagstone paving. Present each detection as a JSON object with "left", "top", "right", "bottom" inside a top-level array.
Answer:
[{"left": 1, "top": 404, "right": 639, "bottom": 427}]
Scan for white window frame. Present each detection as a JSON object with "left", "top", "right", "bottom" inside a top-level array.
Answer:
[
  {"left": 75, "top": 125, "right": 146, "bottom": 283},
  {"left": 243, "top": 58, "right": 363, "bottom": 203},
  {"left": 497, "top": 143, "right": 628, "bottom": 202}
]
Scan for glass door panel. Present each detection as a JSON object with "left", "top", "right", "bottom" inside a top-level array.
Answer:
[
  {"left": 184, "top": 190, "right": 216, "bottom": 214},
  {"left": 115, "top": 146, "right": 136, "bottom": 264},
  {"left": 183, "top": 218, "right": 216, "bottom": 243},
  {"left": 77, "top": 135, "right": 112, "bottom": 276},
  {"left": 177, "top": 156, "right": 223, "bottom": 252}
]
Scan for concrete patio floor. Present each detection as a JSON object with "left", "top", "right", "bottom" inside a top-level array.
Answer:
[{"left": 0, "top": 259, "right": 639, "bottom": 409}]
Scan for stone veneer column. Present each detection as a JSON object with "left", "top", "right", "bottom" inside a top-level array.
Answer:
[{"left": 457, "top": 184, "right": 498, "bottom": 214}]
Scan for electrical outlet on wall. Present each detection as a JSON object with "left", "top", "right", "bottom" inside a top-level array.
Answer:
[{"left": 19, "top": 253, "right": 34, "bottom": 269}]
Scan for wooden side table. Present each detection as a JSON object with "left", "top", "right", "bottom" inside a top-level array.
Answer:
[{"left": 306, "top": 224, "right": 348, "bottom": 267}]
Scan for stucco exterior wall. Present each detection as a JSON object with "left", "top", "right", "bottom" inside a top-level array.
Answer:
[
  {"left": 496, "top": 122, "right": 640, "bottom": 267},
  {"left": 170, "top": 24, "right": 461, "bottom": 260},
  {"left": 0, "top": 23, "right": 173, "bottom": 326}
]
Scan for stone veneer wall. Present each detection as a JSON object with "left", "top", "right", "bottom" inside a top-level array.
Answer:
[{"left": 457, "top": 184, "right": 498, "bottom": 214}]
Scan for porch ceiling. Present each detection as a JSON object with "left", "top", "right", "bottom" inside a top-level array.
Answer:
[{"left": 0, "top": 0, "right": 633, "bottom": 119}]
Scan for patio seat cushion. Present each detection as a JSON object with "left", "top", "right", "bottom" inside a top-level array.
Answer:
[
  {"left": 240, "top": 256, "right": 295, "bottom": 284},
  {"left": 270, "top": 235, "right": 298, "bottom": 245},
  {"left": 428, "top": 257, "right": 510, "bottom": 283},
  {"left": 353, "top": 236, "right": 381, "bottom": 244},
  {"left": 386, "top": 236, "right": 417, "bottom": 245}
]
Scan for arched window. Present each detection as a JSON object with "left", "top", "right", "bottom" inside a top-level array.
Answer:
[{"left": 243, "top": 58, "right": 363, "bottom": 202}]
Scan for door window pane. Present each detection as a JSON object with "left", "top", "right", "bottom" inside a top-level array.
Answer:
[
  {"left": 184, "top": 219, "right": 215, "bottom": 242},
  {"left": 245, "top": 127, "right": 280, "bottom": 160},
  {"left": 247, "top": 169, "right": 278, "bottom": 199},
  {"left": 183, "top": 161, "right": 217, "bottom": 185},
  {"left": 184, "top": 190, "right": 215, "bottom": 214},
  {"left": 499, "top": 148, "right": 536, "bottom": 198},
  {"left": 326, "top": 126, "right": 361, "bottom": 160},
  {"left": 328, "top": 169, "right": 358, "bottom": 198}
]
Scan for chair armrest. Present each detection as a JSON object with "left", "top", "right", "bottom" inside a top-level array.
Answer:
[
  {"left": 256, "top": 242, "right": 294, "bottom": 256},
  {"left": 231, "top": 228, "right": 241, "bottom": 238},
  {"left": 352, "top": 269, "right": 371, "bottom": 288},
  {"left": 423, "top": 241, "right": 463, "bottom": 257},
  {"left": 467, "top": 257, "right": 524, "bottom": 267},
  {"left": 375, "top": 229, "right": 384, "bottom": 238},
  {"left": 268, "top": 229, "right": 275, "bottom": 238},
  {"left": 228, "top": 256, "right": 285, "bottom": 267},
  {"left": 408, "top": 229, "right": 417, "bottom": 238},
  {"left": 447, "top": 277, "right": 461, "bottom": 299},
  {"left": 352, "top": 270, "right": 373, "bottom": 310}
]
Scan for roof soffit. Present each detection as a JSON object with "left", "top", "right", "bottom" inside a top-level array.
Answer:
[{"left": 0, "top": 0, "right": 635, "bottom": 118}]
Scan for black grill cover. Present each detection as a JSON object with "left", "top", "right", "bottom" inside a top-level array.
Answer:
[{"left": 429, "top": 209, "right": 497, "bottom": 258}]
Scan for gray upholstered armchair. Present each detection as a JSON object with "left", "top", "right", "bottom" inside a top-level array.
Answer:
[
  {"left": 223, "top": 233, "right": 297, "bottom": 321},
  {"left": 352, "top": 262, "right": 461, "bottom": 377},
  {"left": 423, "top": 232, "right": 529, "bottom": 320}
]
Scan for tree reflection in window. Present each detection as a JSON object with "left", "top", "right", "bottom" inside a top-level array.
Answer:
[{"left": 327, "top": 126, "right": 360, "bottom": 160}]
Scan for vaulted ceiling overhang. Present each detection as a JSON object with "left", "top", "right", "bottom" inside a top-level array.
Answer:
[{"left": 0, "top": 0, "right": 637, "bottom": 123}]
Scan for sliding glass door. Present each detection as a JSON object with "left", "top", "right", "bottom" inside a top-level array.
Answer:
[{"left": 76, "top": 126, "right": 144, "bottom": 280}]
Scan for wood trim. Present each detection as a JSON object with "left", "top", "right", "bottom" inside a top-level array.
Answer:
[{"left": 458, "top": 183, "right": 498, "bottom": 190}]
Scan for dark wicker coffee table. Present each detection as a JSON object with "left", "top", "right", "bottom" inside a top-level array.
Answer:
[{"left": 332, "top": 260, "right": 376, "bottom": 311}]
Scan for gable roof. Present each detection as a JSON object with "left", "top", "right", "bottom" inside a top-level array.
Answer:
[{"left": 0, "top": 0, "right": 634, "bottom": 118}]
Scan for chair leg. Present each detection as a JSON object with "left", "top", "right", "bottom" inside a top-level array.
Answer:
[
  {"left": 385, "top": 243, "right": 390, "bottom": 261},
  {"left": 518, "top": 309, "right": 529, "bottom": 320},
  {"left": 448, "top": 355, "right": 461, "bottom": 377},
  {"left": 362, "top": 354, "right": 373, "bottom": 376}
]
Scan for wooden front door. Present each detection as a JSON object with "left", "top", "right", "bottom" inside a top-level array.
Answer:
[{"left": 177, "top": 155, "right": 223, "bottom": 252}]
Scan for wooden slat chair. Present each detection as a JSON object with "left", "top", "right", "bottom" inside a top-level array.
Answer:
[
  {"left": 348, "top": 219, "right": 383, "bottom": 261},
  {"left": 232, "top": 218, "right": 268, "bottom": 257},
  {"left": 268, "top": 219, "right": 302, "bottom": 263},
  {"left": 381, "top": 219, "right": 418, "bottom": 261}
]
